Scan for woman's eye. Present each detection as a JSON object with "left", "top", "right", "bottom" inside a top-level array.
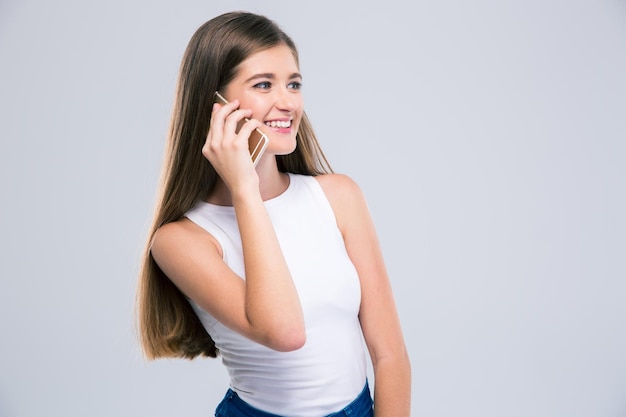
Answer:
[
  {"left": 253, "top": 81, "right": 271, "bottom": 89},
  {"left": 288, "top": 81, "right": 302, "bottom": 90}
]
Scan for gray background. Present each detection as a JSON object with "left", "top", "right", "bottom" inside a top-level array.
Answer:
[{"left": 1, "top": 0, "right": 625, "bottom": 416}]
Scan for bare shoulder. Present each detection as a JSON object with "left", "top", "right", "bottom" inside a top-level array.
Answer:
[
  {"left": 313, "top": 173, "right": 365, "bottom": 207},
  {"left": 151, "top": 217, "right": 222, "bottom": 261},
  {"left": 313, "top": 174, "right": 369, "bottom": 232}
]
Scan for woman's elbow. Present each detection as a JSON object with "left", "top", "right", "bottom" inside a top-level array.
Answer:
[
  {"left": 248, "top": 310, "right": 306, "bottom": 351},
  {"left": 269, "top": 325, "right": 306, "bottom": 352},
  {"left": 259, "top": 319, "right": 306, "bottom": 352}
]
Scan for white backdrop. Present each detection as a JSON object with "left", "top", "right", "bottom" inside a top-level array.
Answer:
[{"left": 1, "top": 1, "right": 625, "bottom": 416}]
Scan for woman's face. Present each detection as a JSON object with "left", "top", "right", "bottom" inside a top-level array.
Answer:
[{"left": 222, "top": 44, "right": 303, "bottom": 156}]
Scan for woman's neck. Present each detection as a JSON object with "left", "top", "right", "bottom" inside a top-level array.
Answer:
[{"left": 206, "top": 157, "right": 290, "bottom": 206}]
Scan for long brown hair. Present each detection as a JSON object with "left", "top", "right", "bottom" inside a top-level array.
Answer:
[{"left": 137, "top": 11, "right": 333, "bottom": 360}]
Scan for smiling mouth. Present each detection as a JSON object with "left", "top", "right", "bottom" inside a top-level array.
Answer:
[{"left": 264, "top": 120, "right": 292, "bottom": 128}]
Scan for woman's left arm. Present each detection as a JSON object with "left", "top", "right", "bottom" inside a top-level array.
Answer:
[{"left": 316, "top": 174, "right": 411, "bottom": 417}]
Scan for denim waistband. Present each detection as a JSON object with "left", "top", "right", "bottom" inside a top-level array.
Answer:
[
  {"left": 325, "top": 381, "right": 373, "bottom": 417},
  {"left": 215, "top": 380, "right": 373, "bottom": 417}
]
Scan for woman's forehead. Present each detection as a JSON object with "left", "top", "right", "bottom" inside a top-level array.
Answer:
[{"left": 236, "top": 45, "right": 300, "bottom": 76}]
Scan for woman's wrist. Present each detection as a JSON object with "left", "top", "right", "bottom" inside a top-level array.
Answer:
[{"left": 230, "top": 181, "right": 262, "bottom": 207}]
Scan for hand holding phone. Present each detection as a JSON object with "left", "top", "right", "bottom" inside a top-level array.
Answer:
[{"left": 214, "top": 92, "right": 269, "bottom": 166}]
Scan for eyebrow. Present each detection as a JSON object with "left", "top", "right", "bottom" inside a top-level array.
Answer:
[{"left": 244, "top": 72, "right": 302, "bottom": 83}]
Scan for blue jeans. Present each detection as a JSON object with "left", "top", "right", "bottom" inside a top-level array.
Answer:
[{"left": 215, "top": 380, "right": 373, "bottom": 417}]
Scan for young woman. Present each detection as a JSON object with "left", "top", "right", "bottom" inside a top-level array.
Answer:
[{"left": 137, "top": 11, "right": 410, "bottom": 417}]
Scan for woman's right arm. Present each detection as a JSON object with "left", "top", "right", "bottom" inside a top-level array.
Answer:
[{"left": 151, "top": 212, "right": 305, "bottom": 352}]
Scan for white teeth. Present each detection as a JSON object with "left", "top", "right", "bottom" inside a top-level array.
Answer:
[{"left": 265, "top": 120, "right": 291, "bottom": 128}]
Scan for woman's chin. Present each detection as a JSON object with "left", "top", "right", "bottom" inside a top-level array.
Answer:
[{"left": 267, "top": 138, "right": 298, "bottom": 156}]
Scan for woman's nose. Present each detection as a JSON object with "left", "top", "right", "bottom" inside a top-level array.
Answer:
[{"left": 274, "top": 88, "right": 300, "bottom": 111}]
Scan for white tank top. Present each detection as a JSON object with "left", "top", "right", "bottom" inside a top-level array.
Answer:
[{"left": 185, "top": 173, "right": 367, "bottom": 416}]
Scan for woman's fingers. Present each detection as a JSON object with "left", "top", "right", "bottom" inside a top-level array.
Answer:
[
  {"left": 204, "top": 100, "right": 252, "bottom": 158},
  {"left": 202, "top": 100, "right": 264, "bottom": 191}
]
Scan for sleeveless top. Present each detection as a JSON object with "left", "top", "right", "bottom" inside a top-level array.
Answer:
[{"left": 184, "top": 173, "right": 367, "bottom": 417}]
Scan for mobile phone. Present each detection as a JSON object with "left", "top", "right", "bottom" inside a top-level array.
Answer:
[{"left": 214, "top": 91, "right": 269, "bottom": 166}]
